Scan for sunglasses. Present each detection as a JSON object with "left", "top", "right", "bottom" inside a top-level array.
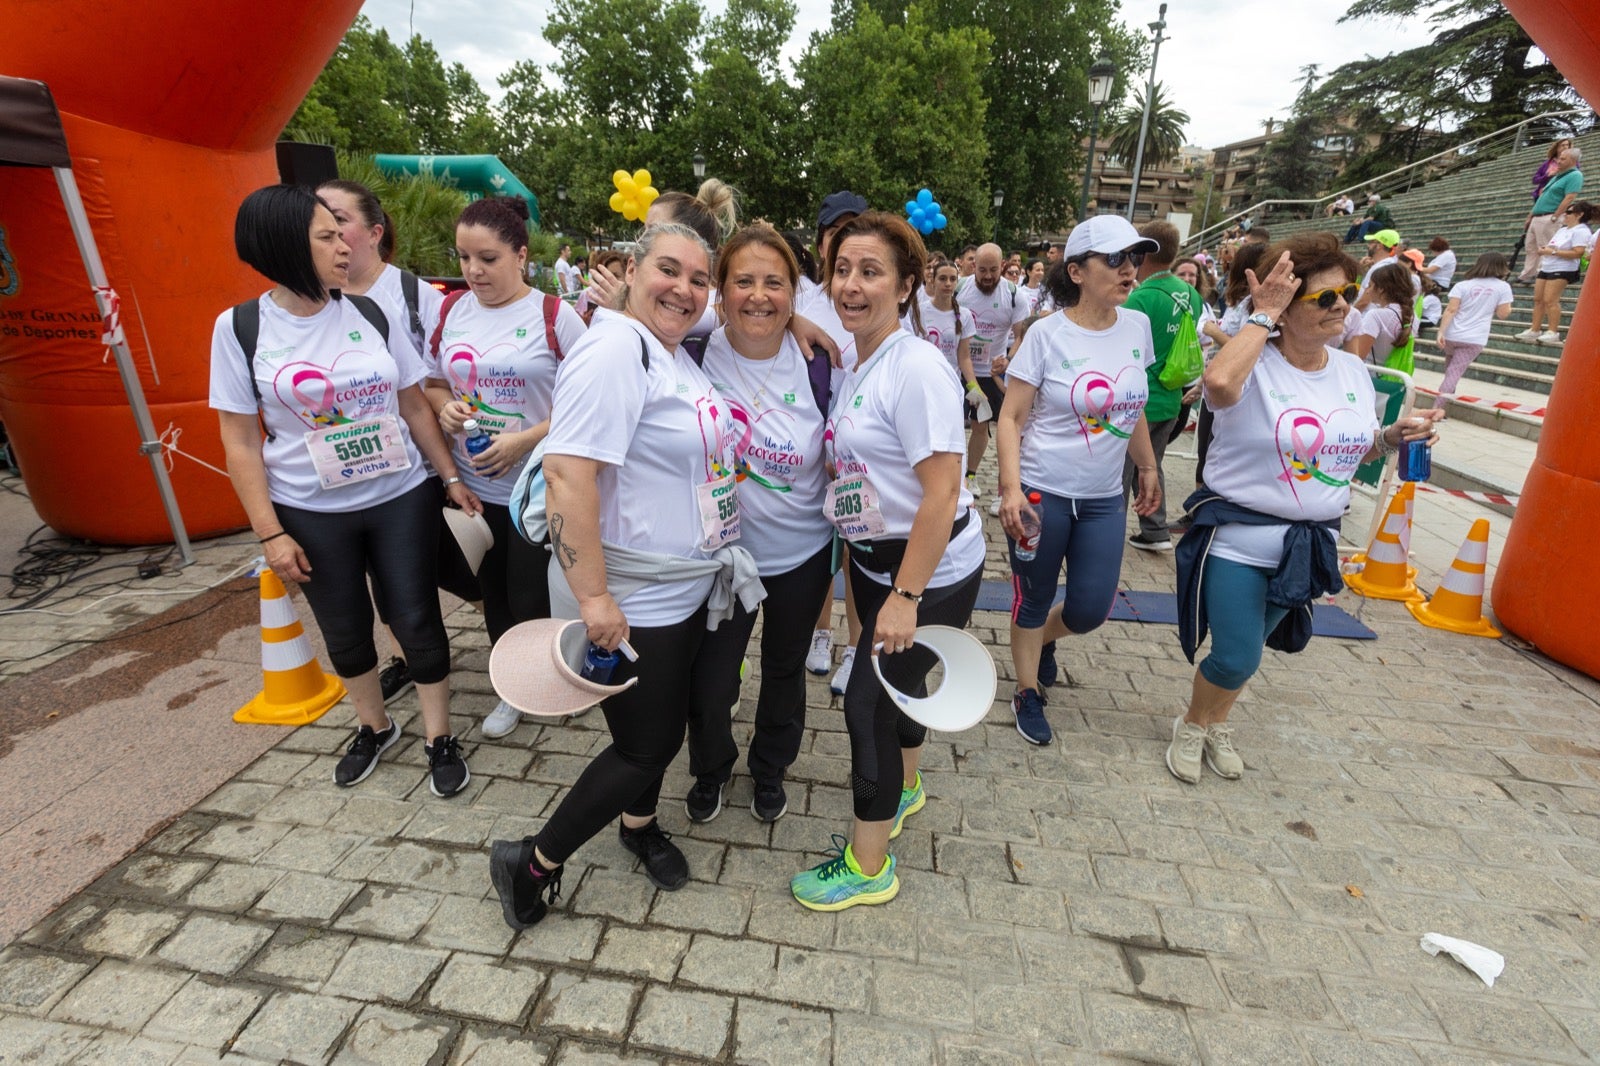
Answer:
[
  {"left": 1297, "top": 283, "right": 1360, "bottom": 309},
  {"left": 1076, "top": 249, "right": 1147, "bottom": 269}
]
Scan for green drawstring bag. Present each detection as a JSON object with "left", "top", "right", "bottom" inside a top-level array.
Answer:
[
  {"left": 1381, "top": 295, "right": 1421, "bottom": 377},
  {"left": 1158, "top": 309, "right": 1205, "bottom": 390}
]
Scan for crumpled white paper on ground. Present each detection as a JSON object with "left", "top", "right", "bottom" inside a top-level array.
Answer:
[{"left": 1420, "top": 932, "right": 1505, "bottom": 987}]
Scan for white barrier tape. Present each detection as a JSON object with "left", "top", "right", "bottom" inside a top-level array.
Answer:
[
  {"left": 93, "top": 284, "right": 125, "bottom": 350},
  {"left": 1414, "top": 483, "right": 1520, "bottom": 508},
  {"left": 260, "top": 596, "right": 299, "bottom": 629},
  {"left": 262, "top": 635, "right": 315, "bottom": 673},
  {"left": 158, "top": 422, "right": 231, "bottom": 477}
]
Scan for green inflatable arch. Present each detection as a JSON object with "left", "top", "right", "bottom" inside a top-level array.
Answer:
[{"left": 374, "top": 154, "right": 541, "bottom": 226}]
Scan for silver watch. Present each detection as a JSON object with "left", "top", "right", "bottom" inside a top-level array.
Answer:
[{"left": 1245, "top": 312, "right": 1276, "bottom": 331}]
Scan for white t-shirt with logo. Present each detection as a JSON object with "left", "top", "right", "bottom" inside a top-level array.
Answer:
[
  {"left": 825, "top": 330, "right": 985, "bottom": 588},
  {"left": 914, "top": 295, "right": 978, "bottom": 375},
  {"left": 432, "top": 290, "right": 587, "bottom": 505},
  {"left": 208, "top": 294, "right": 428, "bottom": 513},
  {"left": 1425, "top": 249, "right": 1456, "bottom": 288},
  {"left": 365, "top": 264, "right": 444, "bottom": 360},
  {"left": 1202, "top": 344, "right": 1379, "bottom": 567},
  {"left": 1357, "top": 304, "right": 1406, "bottom": 364},
  {"left": 796, "top": 277, "right": 856, "bottom": 366},
  {"left": 1538, "top": 224, "right": 1591, "bottom": 274},
  {"left": 545, "top": 314, "right": 740, "bottom": 626},
  {"left": 1441, "top": 277, "right": 1514, "bottom": 347},
  {"left": 700, "top": 329, "right": 832, "bottom": 575},
  {"left": 1006, "top": 309, "right": 1154, "bottom": 499},
  {"left": 1019, "top": 284, "right": 1044, "bottom": 313},
  {"left": 956, "top": 276, "right": 1031, "bottom": 376}
]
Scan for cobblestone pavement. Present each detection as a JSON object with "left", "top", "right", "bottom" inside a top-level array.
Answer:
[{"left": 3, "top": 461, "right": 1600, "bottom": 1064}]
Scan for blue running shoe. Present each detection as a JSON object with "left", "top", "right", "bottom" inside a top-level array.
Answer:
[
  {"left": 889, "top": 771, "right": 925, "bottom": 840},
  {"left": 1037, "top": 641, "right": 1059, "bottom": 689},
  {"left": 1013, "top": 688, "right": 1053, "bottom": 746},
  {"left": 791, "top": 834, "right": 899, "bottom": 912}
]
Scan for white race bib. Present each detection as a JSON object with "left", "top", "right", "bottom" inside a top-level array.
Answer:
[
  {"left": 466, "top": 412, "right": 527, "bottom": 437},
  {"left": 826, "top": 474, "right": 887, "bottom": 540},
  {"left": 304, "top": 415, "right": 412, "bottom": 490},
  {"left": 696, "top": 474, "right": 741, "bottom": 550}
]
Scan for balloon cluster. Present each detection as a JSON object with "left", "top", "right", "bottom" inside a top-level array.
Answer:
[
  {"left": 904, "top": 188, "right": 948, "bottom": 235},
  {"left": 609, "top": 168, "right": 660, "bottom": 222}
]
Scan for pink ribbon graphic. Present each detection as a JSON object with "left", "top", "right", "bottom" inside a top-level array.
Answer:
[
  {"left": 447, "top": 349, "right": 478, "bottom": 396},
  {"left": 290, "top": 368, "right": 336, "bottom": 416},
  {"left": 1278, "top": 413, "right": 1326, "bottom": 484}
]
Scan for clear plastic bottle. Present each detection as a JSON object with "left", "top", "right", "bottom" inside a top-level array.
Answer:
[
  {"left": 463, "top": 418, "right": 493, "bottom": 458},
  {"left": 1014, "top": 492, "right": 1043, "bottom": 561}
]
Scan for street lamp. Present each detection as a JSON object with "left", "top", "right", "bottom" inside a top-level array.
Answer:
[
  {"left": 692, "top": 152, "right": 706, "bottom": 180},
  {"left": 992, "top": 188, "right": 1005, "bottom": 244},
  {"left": 1126, "top": 3, "right": 1170, "bottom": 222},
  {"left": 1079, "top": 55, "right": 1117, "bottom": 220}
]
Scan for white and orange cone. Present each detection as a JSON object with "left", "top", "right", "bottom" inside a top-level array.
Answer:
[
  {"left": 234, "top": 570, "right": 346, "bottom": 725},
  {"left": 1345, "top": 483, "right": 1422, "bottom": 602},
  {"left": 1407, "top": 519, "right": 1502, "bottom": 638}
]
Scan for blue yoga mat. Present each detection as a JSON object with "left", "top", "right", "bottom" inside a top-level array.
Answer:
[{"left": 832, "top": 575, "right": 1375, "bottom": 640}]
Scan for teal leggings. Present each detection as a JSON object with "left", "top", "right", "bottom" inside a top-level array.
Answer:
[{"left": 1199, "top": 555, "right": 1291, "bottom": 691}]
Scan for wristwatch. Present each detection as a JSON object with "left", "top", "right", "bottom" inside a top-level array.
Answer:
[{"left": 1245, "top": 312, "right": 1276, "bottom": 331}]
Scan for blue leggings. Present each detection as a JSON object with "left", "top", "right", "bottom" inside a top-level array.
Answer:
[
  {"left": 1199, "top": 556, "right": 1291, "bottom": 690},
  {"left": 1009, "top": 489, "right": 1126, "bottom": 631}
]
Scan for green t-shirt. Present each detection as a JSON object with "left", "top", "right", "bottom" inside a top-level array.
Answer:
[
  {"left": 1534, "top": 169, "right": 1583, "bottom": 215},
  {"left": 1123, "top": 273, "right": 1200, "bottom": 423}
]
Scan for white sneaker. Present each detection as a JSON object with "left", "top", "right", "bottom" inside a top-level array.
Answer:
[
  {"left": 1537, "top": 331, "right": 1561, "bottom": 345},
  {"left": 988, "top": 496, "right": 1002, "bottom": 516},
  {"left": 805, "top": 630, "right": 832, "bottom": 675},
  {"left": 830, "top": 647, "right": 856, "bottom": 696},
  {"left": 481, "top": 698, "right": 522, "bottom": 739},
  {"left": 965, "top": 473, "right": 983, "bottom": 499},
  {"left": 1513, "top": 328, "right": 1539, "bottom": 341}
]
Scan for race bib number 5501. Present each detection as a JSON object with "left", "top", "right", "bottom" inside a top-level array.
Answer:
[{"left": 305, "top": 415, "right": 412, "bottom": 490}]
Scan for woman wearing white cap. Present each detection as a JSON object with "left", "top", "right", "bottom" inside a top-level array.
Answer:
[{"left": 996, "top": 215, "right": 1163, "bottom": 747}]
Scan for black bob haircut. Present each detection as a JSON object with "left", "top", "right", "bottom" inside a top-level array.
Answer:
[{"left": 235, "top": 184, "right": 335, "bottom": 302}]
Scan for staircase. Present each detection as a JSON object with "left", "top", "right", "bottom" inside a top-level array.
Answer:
[{"left": 1219, "top": 130, "right": 1600, "bottom": 396}]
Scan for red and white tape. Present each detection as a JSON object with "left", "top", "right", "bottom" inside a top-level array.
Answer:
[
  {"left": 1418, "top": 387, "right": 1545, "bottom": 420},
  {"left": 1413, "top": 483, "right": 1520, "bottom": 509},
  {"left": 93, "top": 285, "right": 125, "bottom": 349}
]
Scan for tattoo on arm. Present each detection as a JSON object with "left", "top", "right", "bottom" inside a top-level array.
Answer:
[{"left": 549, "top": 512, "right": 578, "bottom": 571}]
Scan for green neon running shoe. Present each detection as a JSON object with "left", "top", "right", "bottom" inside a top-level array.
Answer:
[
  {"left": 889, "top": 771, "right": 925, "bottom": 840},
  {"left": 790, "top": 834, "right": 899, "bottom": 912}
]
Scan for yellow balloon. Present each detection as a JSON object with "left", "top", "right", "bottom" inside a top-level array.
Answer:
[
  {"left": 633, "top": 169, "right": 652, "bottom": 190},
  {"left": 623, "top": 201, "right": 643, "bottom": 222},
  {"left": 619, "top": 177, "right": 639, "bottom": 197},
  {"left": 612, "top": 169, "right": 630, "bottom": 191},
  {"left": 609, "top": 191, "right": 627, "bottom": 214},
  {"left": 640, "top": 186, "right": 660, "bottom": 211}
]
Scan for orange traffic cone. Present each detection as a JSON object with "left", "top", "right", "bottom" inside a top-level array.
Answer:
[
  {"left": 1344, "top": 483, "right": 1422, "bottom": 602},
  {"left": 234, "top": 570, "right": 346, "bottom": 725},
  {"left": 1407, "top": 519, "right": 1502, "bottom": 638}
]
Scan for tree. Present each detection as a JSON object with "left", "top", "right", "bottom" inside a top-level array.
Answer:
[
  {"left": 1253, "top": 70, "right": 1337, "bottom": 204},
  {"left": 335, "top": 154, "right": 470, "bottom": 276},
  {"left": 795, "top": 5, "right": 993, "bottom": 247},
  {"left": 1103, "top": 81, "right": 1190, "bottom": 170}
]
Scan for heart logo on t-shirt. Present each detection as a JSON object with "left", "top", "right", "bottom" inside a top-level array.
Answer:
[
  {"left": 271, "top": 350, "right": 375, "bottom": 428},
  {"left": 1071, "top": 366, "right": 1139, "bottom": 443}
]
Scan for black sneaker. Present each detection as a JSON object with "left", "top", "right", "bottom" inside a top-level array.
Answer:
[
  {"left": 685, "top": 778, "right": 724, "bottom": 823},
  {"left": 377, "top": 656, "right": 413, "bottom": 704},
  {"left": 488, "top": 837, "right": 563, "bottom": 930},
  {"left": 1128, "top": 531, "right": 1173, "bottom": 552},
  {"left": 619, "top": 820, "right": 689, "bottom": 890},
  {"left": 425, "top": 734, "right": 470, "bottom": 798},
  {"left": 1037, "top": 641, "right": 1059, "bottom": 690},
  {"left": 333, "top": 716, "right": 398, "bottom": 787},
  {"left": 1013, "top": 688, "right": 1053, "bottom": 746},
  {"left": 751, "top": 780, "right": 788, "bottom": 823}
]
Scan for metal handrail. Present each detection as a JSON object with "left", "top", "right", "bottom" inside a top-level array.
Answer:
[{"left": 1185, "top": 108, "right": 1593, "bottom": 251}]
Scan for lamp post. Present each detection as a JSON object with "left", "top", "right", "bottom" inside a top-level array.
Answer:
[
  {"left": 692, "top": 152, "right": 706, "bottom": 181},
  {"left": 1125, "top": 3, "right": 1169, "bottom": 222},
  {"left": 992, "top": 188, "right": 1005, "bottom": 244},
  {"left": 1078, "top": 55, "right": 1117, "bottom": 220}
]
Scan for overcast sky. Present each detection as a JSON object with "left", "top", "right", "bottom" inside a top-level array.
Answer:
[{"left": 359, "top": 0, "right": 1444, "bottom": 149}]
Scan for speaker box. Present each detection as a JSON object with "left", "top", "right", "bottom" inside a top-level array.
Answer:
[{"left": 275, "top": 142, "right": 338, "bottom": 188}]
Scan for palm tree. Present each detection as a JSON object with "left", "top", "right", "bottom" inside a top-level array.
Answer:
[{"left": 1104, "top": 82, "right": 1191, "bottom": 170}]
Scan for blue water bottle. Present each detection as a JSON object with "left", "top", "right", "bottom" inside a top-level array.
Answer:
[
  {"left": 463, "top": 418, "right": 493, "bottom": 459},
  {"left": 1398, "top": 439, "right": 1431, "bottom": 482},
  {"left": 581, "top": 643, "right": 620, "bottom": 684}
]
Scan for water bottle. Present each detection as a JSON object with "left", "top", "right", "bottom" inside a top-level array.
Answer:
[
  {"left": 580, "top": 643, "right": 620, "bottom": 684},
  {"left": 463, "top": 418, "right": 493, "bottom": 459},
  {"left": 1014, "top": 492, "right": 1043, "bottom": 561},
  {"left": 1398, "top": 439, "right": 1431, "bottom": 482}
]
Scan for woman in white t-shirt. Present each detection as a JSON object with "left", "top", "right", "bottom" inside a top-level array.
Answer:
[
  {"left": 427, "top": 196, "right": 589, "bottom": 739},
  {"left": 1019, "top": 258, "right": 1046, "bottom": 310},
  {"left": 489, "top": 223, "right": 745, "bottom": 926},
  {"left": 1436, "top": 252, "right": 1514, "bottom": 396},
  {"left": 1422, "top": 237, "right": 1456, "bottom": 292},
  {"left": 997, "top": 215, "right": 1163, "bottom": 748},
  {"left": 684, "top": 224, "right": 836, "bottom": 824},
  {"left": 791, "top": 212, "right": 986, "bottom": 913},
  {"left": 1171, "top": 233, "right": 1441, "bottom": 786},
  {"left": 210, "top": 184, "right": 480, "bottom": 798},
  {"left": 1348, "top": 263, "right": 1415, "bottom": 366},
  {"left": 917, "top": 261, "right": 982, "bottom": 402},
  {"left": 1526, "top": 201, "right": 1595, "bottom": 346},
  {"left": 317, "top": 178, "right": 482, "bottom": 704}
]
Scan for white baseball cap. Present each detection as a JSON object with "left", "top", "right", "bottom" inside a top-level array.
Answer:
[{"left": 1064, "top": 215, "right": 1161, "bottom": 259}]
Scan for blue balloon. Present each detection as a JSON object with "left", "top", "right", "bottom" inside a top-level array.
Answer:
[
  {"left": 905, "top": 200, "right": 918, "bottom": 216},
  {"left": 934, "top": 212, "right": 948, "bottom": 229},
  {"left": 921, "top": 219, "right": 936, "bottom": 235},
  {"left": 929, "top": 200, "right": 942, "bottom": 215},
  {"left": 917, "top": 187, "right": 934, "bottom": 206}
]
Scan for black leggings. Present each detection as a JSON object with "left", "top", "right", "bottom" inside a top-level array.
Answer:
[
  {"left": 686, "top": 543, "right": 834, "bottom": 787},
  {"left": 475, "top": 501, "right": 552, "bottom": 644},
  {"left": 370, "top": 477, "right": 483, "bottom": 626},
  {"left": 532, "top": 605, "right": 708, "bottom": 864},
  {"left": 844, "top": 562, "right": 982, "bottom": 822},
  {"left": 275, "top": 479, "right": 450, "bottom": 684}
]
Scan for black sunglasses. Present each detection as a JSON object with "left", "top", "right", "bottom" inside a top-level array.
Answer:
[
  {"left": 1074, "top": 249, "right": 1147, "bottom": 270},
  {"left": 1297, "top": 283, "right": 1361, "bottom": 310}
]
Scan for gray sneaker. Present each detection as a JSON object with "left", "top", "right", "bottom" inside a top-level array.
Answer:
[
  {"left": 481, "top": 699, "right": 521, "bottom": 739},
  {"left": 1204, "top": 724, "right": 1244, "bottom": 779},
  {"left": 1166, "top": 715, "right": 1206, "bottom": 784}
]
